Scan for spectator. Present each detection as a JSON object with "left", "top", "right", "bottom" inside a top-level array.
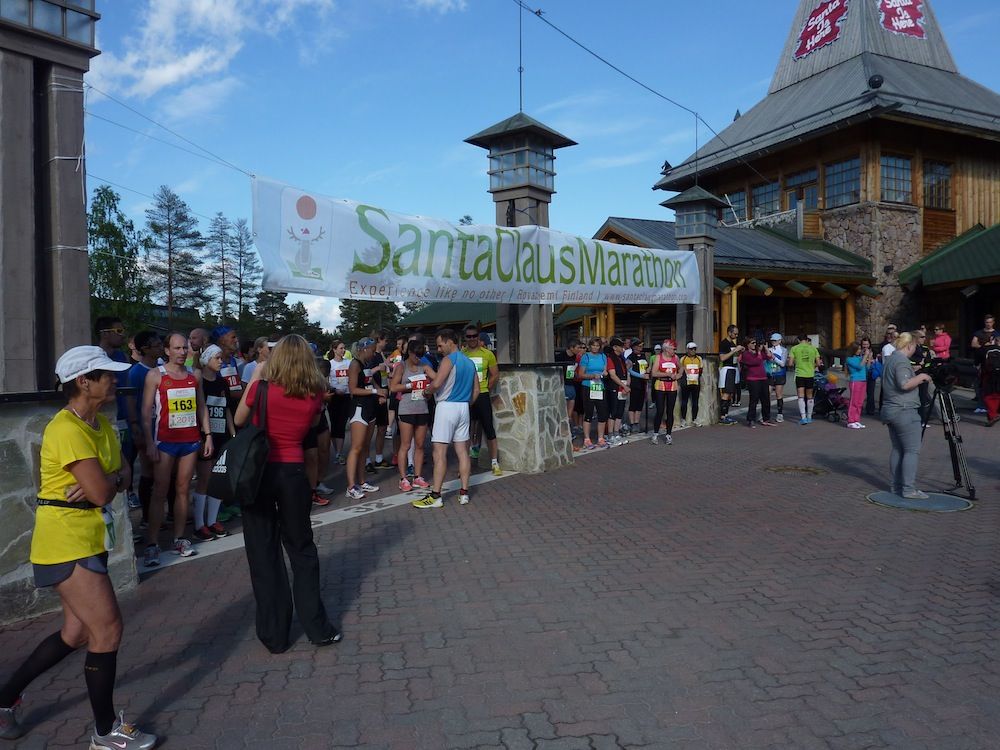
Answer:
[
  {"left": 844, "top": 340, "right": 871, "bottom": 429},
  {"left": 739, "top": 338, "right": 774, "bottom": 427},
  {"left": 930, "top": 323, "right": 951, "bottom": 361},
  {"left": 718, "top": 325, "right": 743, "bottom": 425},
  {"left": 980, "top": 332, "right": 1000, "bottom": 427},
  {"left": 861, "top": 337, "right": 878, "bottom": 416},
  {"left": 765, "top": 333, "right": 788, "bottom": 422},
  {"left": 971, "top": 314, "right": 995, "bottom": 414},
  {"left": 881, "top": 332, "right": 933, "bottom": 499}
]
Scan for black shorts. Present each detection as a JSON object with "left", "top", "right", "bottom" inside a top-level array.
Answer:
[
  {"left": 768, "top": 373, "right": 787, "bottom": 386},
  {"left": 375, "top": 401, "right": 389, "bottom": 426},
  {"left": 316, "top": 408, "right": 330, "bottom": 434},
  {"left": 795, "top": 376, "right": 815, "bottom": 391},
  {"left": 303, "top": 425, "right": 318, "bottom": 450},
  {"left": 398, "top": 413, "right": 430, "bottom": 427},
  {"left": 350, "top": 397, "right": 377, "bottom": 425},
  {"left": 469, "top": 392, "right": 496, "bottom": 440},
  {"left": 33, "top": 552, "right": 109, "bottom": 588},
  {"left": 573, "top": 383, "right": 585, "bottom": 415},
  {"left": 628, "top": 381, "right": 647, "bottom": 411},
  {"left": 389, "top": 394, "right": 400, "bottom": 412},
  {"left": 720, "top": 368, "right": 739, "bottom": 395}
]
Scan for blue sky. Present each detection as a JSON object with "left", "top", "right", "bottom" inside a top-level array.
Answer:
[{"left": 85, "top": 0, "right": 1000, "bottom": 330}]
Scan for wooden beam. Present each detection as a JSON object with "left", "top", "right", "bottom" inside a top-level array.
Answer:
[
  {"left": 832, "top": 300, "right": 843, "bottom": 350},
  {"left": 845, "top": 293, "right": 856, "bottom": 343},
  {"left": 605, "top": 304, "right": 616, "bottom": 339}
]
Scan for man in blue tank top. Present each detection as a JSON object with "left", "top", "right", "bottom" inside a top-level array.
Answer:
[{"left": 412, "top": 328, "right": 479, "bottom": 509}]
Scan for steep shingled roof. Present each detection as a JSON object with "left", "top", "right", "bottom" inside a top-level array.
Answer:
[{"left": 656, "top": 0, "right": 1000, "bottom": 191}]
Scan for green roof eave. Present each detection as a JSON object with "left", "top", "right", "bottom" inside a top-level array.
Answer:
[
  {"left": 398, "top": 302, "right": 497, "bottom": 328},
  {"left": 898, "top": 222, "right": 1000, "bottom": 287}
]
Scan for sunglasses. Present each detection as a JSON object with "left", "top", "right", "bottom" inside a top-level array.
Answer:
[
  {"left": 465, "top": 334, "right": 479, "bottom": 339},
  {"left": 100, "top": 326, "right": 126, "bottom": 335}
]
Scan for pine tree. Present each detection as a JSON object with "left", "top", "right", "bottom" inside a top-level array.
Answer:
[
  {"left": 145, "top": 185, "right": 205, "bottom": 324},
  {"left": 254, "top": 290, "right": 290, "bottom": 329},
  {"left": 206, "top": 212, "right": 234, "bottom": 323},
  {"left": 231, "top": 218, "right": 262, "bottom": 321},
  {"left": 336, "top": 300, "right": 401, "bottom": 343},
  {"left": 87, "top": 184, "right": 153, "bottom": 330}
]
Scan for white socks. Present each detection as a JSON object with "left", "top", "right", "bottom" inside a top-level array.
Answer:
[
  {"left": 206, "top": 496, "right": 222, "bottom": 526},
  {"left": 806, "top": 399, "right": 814, "bottom": 419},
  {"left": 797, "top": 398, "right": 806, "bottom": 419}
]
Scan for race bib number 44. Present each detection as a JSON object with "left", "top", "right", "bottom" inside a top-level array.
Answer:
[{"left": 167, "top": 387, "right": 197, "bottom": 429}]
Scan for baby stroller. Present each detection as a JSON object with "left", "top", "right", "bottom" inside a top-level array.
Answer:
[{"left": 812, "top": 371, "right": 849, "bottom": 422}]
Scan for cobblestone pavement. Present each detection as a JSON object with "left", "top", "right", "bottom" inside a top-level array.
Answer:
[{"left": 3, "top": 407, "right": 998, "bottom": 749}]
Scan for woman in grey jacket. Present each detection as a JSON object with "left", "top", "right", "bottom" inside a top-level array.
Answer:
[{"left": 881, "top": 332, "right": 933, "bottom": 499}]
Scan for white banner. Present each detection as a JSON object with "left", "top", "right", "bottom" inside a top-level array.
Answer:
[{"left": 252, "top": 176, "right": 700, "bottom": 306}]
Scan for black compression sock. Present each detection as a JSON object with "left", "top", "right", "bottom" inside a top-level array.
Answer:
[
  {"left": 84, "top": 651, "right": 118, "bottom": 737},
  {"left": 138, "top": 475, "right": 153, "bottom": 521},
  {"left": 0, "top": 632, "right": 77, "bottom": 707}
]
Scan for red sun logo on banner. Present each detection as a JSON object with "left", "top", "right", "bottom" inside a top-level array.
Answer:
[
  {"left": 794, "top": 0, "right": 851, "bottom": 60},
  {"left": 878, "top": 0, "right": 925, "bottom": 39}
]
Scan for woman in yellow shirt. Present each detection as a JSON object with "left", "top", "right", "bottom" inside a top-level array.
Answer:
[{"left": 0, "top": 346, "right": 156, "bottom": 749}]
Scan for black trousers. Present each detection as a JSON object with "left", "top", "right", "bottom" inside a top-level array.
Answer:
[
  {"left": 327, "top": 394, "right": 351, "bottom": 440},
  {"left": 241, "top": 462, "right": 334, "bottom": 653},
  {"left": 865, "top": 374, "right": 877, "bottom": 415},
  {"left": 679, "top": 382, "right": 700, "bottom": 421},
  {"left": 652, "top": 390, "right": 677, "bottom": 434},
  {"left": 746, "top": 379, "right": 771, "bottom": 423}
]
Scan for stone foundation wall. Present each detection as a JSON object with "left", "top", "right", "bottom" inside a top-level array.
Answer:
[
  {"left": 0, "top": 402, "right": 137, "bottom": 625},
  {"left": 822, "top": 202, "right": 921, "bottom": 337},
  {"left": 487, "top": 367, "right": 573, "bottom": 474}
]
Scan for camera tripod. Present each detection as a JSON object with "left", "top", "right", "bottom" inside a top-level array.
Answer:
[{"left": 924, "top": 388, "right": 976, "bottom": 500}]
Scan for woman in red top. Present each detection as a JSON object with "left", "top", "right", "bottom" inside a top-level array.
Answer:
[
  {"left": 930, "top": 323, "right": 952, "bottom": 361},
  {"left": 739, "top": 338, "right": 775, "bottom": 427},
  {"left": 235, "top": 334, "right": 340, "bottom": 654},
  {"left": 649, "top": 340, "right": 681, "bottom": 445},
  {"left": 141, "top": 332, "right": 211, "bottom": 567}
]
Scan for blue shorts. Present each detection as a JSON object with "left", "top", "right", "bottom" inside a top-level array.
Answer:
[
  {"left": 157, "top": 441, "right": 201, "bottom": 458},
  {"left": 34, "top": 552, "right": 109, "bottom": 588},
  {"left": 564, "top": 384, "right": 576, "bottom": 400}
]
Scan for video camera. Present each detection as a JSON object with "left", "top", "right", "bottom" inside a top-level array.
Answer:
[{"left": 926, "top": 360, "right": 959, "bottom": 392}]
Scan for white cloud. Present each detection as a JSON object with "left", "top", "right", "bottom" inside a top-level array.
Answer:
[
  {"left": 296, "top": 294, "right": 342, "bottom": 331},
  {"left": 537, "top": 91, "right": 612, "bottom": 114},
  {"left": 577, "top": 151, "right": 656, "bottom": 172},
  {"left": 158, "top": 76, "right": 243, "bottom": 125},
  {"left": 411, "top": 0, "right": 467, "bottom": 12}
]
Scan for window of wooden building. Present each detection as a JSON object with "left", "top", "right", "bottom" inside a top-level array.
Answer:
[
  {"left": 751, "top": 181, "right": 781, "bottom": 218},
  {"left": 880, "top": 154, "right": 913, "bottom": 204},
  {"left": 723, "top": 190, "right": 746, "bottom": 223},
  {"left": 923, "top": 160, "right": 952, "bottom": 209},
  {"left": 824, "top": 157, "right": 861, "bottom": 208},
  {"left": 784, "top": 167, "right": 819, "bottom": 211}
]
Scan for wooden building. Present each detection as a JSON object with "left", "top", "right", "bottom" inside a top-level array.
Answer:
[{"left": 654, "top": 0, "right": 1000, "bottom": 350}]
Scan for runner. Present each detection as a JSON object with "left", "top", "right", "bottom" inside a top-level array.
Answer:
[
  {"left": 649, "top": 340, "right": 681, "bottom": 444},
  {"left": 555, "top": 339, "right": 583, "bottom": 435},
  {"left": 140, "top": 332, "right": 212, "bottom": 567},
  {"left": 311, "top": 359, "right": 335, "bottom": 501},
  {"left": 192, "top": 344, "right": 234, "bottom": 541},
  {"left": 327, "top": 340, "right": 351, "bottom": 465},
  {"left": 186, "top": 327, "right": 209, "bottom": 370},
  {"left": 240, "top": 336, "right": 270, "bottom": 384},
  {"left": 412, "top": 329, "right": 478, "bottom": 509},
  {"left": 211, "top": 326, "right": 244, "bottom": 411},
  {"left": 576, "top": 337, "right": 610, "bottom": 451},
  {"left": 0, "top": 346, "right": 155, "bottom": 749},
  {"left": 626, "top": 338, "right": 649, "bottom": 433},
  {"left": 679, "top": 342, "right": 703, "bottom": 427},
  {"left": 345, "top": 338, "right": 384, "bottom": 501},
  {"left": 367, "top": 331, "right": 392, "bottom": 471},
  {"left": 384, "top": 335, "right": 406, "bottom": 443},
  {"left": 765, "top": 332, "right": 788, "bottom": 422},
  {"left": 462, "top": 324, "right": 502, "bottom": 475},
  {"left": 787, "top": 333, "right": 822, "bottom": 425},
  {"left": 718, "top": 325, "right": 744, "bottom": 425},
  {"left": 604, "top": 338, "right": 630, "bottom": 445},
  {"left": 390, "top": 336, "right": 436, "bottom": 492},
  {"left": 970, "top": 314, "right": 995, "bottom": 414},
  {"left": 94, "top": 316, "right": 132, "bottom": 475},
  {"left": 125, "top": 332, "right": 163, "bottom": 529}
]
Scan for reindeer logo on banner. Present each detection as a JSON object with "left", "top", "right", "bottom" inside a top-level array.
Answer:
[{"left": 281, "top": 191, "right": 332, "bottom": 280}]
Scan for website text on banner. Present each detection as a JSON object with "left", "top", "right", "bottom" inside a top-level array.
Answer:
[{"left": 252, "top": 177, "right": 701, "bottom": 306}]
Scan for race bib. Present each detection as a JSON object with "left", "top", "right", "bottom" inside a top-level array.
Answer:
[
  {"left": 589, "top": 381, "right": 604, "bottom": 399},
  {"left": 617, "top": 387, "right": 627, "bottom": 400},
  {"left": 334, "top": 367, "right": 349, "bottom": 387},
  {"left": 206, "top": 394, "right": 228, "bottom": 435},
  {"left": 220, "top": 365, "right": 242, "bottom": 394},
  {"left": 166, "top": 386, "right": 197, "bottom": 429},
  {"left": 685, "top": 363, "right": 700, "bottom": 384},
  {"left": 638, "top": 359, "right": 648, "bottom": 375},
  {"left": 565, "top": 365, "right": 575, "bottom": 381},
  {"left": 408, "top": 373, "right": 428, "bottom": 401},
  {"left": 101, "top": 506, "right": 116, "bottom": 552}
]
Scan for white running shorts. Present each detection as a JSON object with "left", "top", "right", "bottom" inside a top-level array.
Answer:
[{"left": 432, "top": 401, "right": 470, "bottom": 444}]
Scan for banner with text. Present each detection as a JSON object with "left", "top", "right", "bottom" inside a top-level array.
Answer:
[{"left": 252, "top": 176, "right": 700, "bottom": 306}]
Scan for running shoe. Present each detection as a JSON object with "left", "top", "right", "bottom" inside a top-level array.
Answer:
[
  {"left": 173, "top": 538, "right": 196, "bottom": 557},
  {"left": 664, "top": 434, "right": 673, "bottom": 445},
  {"left": 346, "top": 486, "right": 365, "bottom": 501},
  {"left": 399, "top": 478, "right": 413, "bottom": 492},
  {"left": 857, "top": 423, "right": 867, "bottom": 428},
  {"left": 89, "top": 711, "right": 156, "bottom": 750},
  {"left": 974, "top": 407, "right": 987, "bottom": 414},
  {"left": 799, "top": 418, "right": 810, "bottom": 425},
  {"left": 412, "top": 493, "right": 443, "bottom": 509},
  {"left": 210, "top": 522, "right": 228, "bottom": 538},
  {"left": 312, "top": 492, "right": 331, "bottom": 507},
  {"left": 492, "top": 463, "right": 502, "bottom": 476},
  {"left": 596, "top": 439, "right": 610, "bottom": 450},
  {"left": 582, "top": 439, "right": 594, "bottom": 451},
  {"left": 412, "top": 476, "right": 429, "bottom": 489},
  {"left": 902, "top": 489, "right": 930, "bottom": 500},
  {"left": 391, "top": 454, "right": 398, "bottom": 466},
  {"left": 0, "top": 698, "right": 24, "bottom": 740},
  {"left": 193, "top": 526, "right": 216, "bottom": 542},
  {"left": 127, "top": 491, "right": 141, "bottom": 509},
  {"left": 374, "top": 459, "right": 392, "bottom": 469},
  {"left": 360, "top": 482, "right": 379, "bottom": 493},
  {"left": 847, "top": 422, "right": 863, "bottom": 429},
  {"left": 469, "top": 447, "right": 480, "bottom": 460},
  {"left": 747, "top": 422, "right": 757, "bottom": 429},
  {"left": 365, "top": 462, "right": 377, "bottom": 474},
  {"left": 143, "top": 544, "right": 160, "bottom": 568},
  {"left": 650, "top": 433, "right": 659, "bottom": 445},
  {"left": 315, "top": 482, "right": 334, "bottom": 496},
  {"left": 775, "top": 413, "right": 784, "bottom": 423},
  {"left": 720, "top": 417, "right": 738, "bottom": 425},
  {"left": 385, "top": 426, "right": 394, "bottom": 439},
  {"left": 459, "top": 490, "right": 470, "bottom": 505},
  {"left": 679, "top": 420, "right": 689, "bottom": 429}
]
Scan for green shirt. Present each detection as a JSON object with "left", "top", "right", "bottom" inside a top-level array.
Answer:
[
  {"left": 462, "top": 346, "right": 497, "bottom": 394},
  {"left": 789, "top": 342, "right": 820, "bottom": 378}
]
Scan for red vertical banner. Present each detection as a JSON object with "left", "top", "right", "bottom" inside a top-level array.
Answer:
[
  {"left": 794, "top": 0, "right": 851, "bottom": 60},
  {"left": 878, "top": 0, "right": 925, "bottom": 39}
]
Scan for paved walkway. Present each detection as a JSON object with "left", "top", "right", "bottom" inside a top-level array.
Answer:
[{"left": 3, "top": 403, "right": 998, "bottom": 749}]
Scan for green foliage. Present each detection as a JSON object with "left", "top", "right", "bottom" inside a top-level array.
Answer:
[
  {"left": 145, "top": 185, "right": 205, "bottom": 324},
  {"left": 336, "top": 300, "right": 401, "bottom": 344},
  {"left": 231, "top": 218, "right": 261, "bottom": 319},
  {"left": 206, "top": 212, "right": 234, "bottom": 323},
  {"left": 88, "top": 185, "right": 154, "bottom": 332}
]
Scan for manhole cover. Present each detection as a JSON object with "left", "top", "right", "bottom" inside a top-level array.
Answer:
[
  {"left": 763, "top": 465, "right": 829, "bottom": 476},
  {"left": 866, "top": 491, "right": 972, "bottom": 513}
]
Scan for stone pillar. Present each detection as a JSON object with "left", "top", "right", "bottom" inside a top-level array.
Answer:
[
  {"left": 0, "top": 50, "right": 38, "bottom": 392},
  {"left": 491, "top": 365, "right": 573, "bottom": 474},
  {"left": 695, "top": 357, "right": 719, "bottom": 427}
]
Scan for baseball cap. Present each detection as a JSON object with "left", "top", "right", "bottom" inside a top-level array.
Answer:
[
  {"left": 357, "top": 337, "right": 376, "bottom": 349},
  {"left": 210, "top": 325, "right": 233, "bottom": 343},
  {"left": 770, "top": 332, "right": 782, "bottom": 341},
  {"left": 200, "top": 344, "right": 223, "bottom": 366},
  {"left": 55, "top": 345, "right": 131, "bottom": 384},
  {"left": 686, "top": 342, "right": 697, "bottom": 349},
  {"left": 654, "top": 344, "right": 662, "bottom": 351}
]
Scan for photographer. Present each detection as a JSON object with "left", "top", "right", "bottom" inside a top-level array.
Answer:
[{"left": 882, "top": 332, "right": 933, "bottom": 499}]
